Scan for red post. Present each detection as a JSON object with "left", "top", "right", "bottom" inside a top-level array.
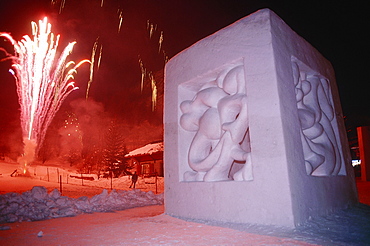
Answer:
[{"left": 357, "top": 126, "right": 370, "bottom": 181}]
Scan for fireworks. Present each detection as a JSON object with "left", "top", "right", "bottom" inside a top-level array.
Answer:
[
  {"left": 138, "top": 59, "right": 159, "bottom": 112},
  {"left": 147, "top": 20, "right": 157, "bottom": 39},
  {"left": 138, "top": 57, "right": 156, "bottom": 111},
  {"left": 158, "top": 31, "right": 163, "bottom": 53},
  {"left": 117, "top": 9, "right": 124, "bottom": 33},
  {"left": 50, "top": 0, "right": 66, "bottom": 14},
  {"left": 86, "top": 38, "right": 103, "bottom": 100},
  {"left": 0, "top": 17, "right": 90, "bottom": 169},
  {"left": 138, "top": 57, "right": 146, "bottom": 93},
  {"left": 149, "top": 72, "right": 157, "bottom": 111},
  {"left": 140, "top": 20, "right": 168, "bottom": 111}
]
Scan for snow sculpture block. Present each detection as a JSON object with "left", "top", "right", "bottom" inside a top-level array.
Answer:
[
  {"left": 164, "top": 9, "right": 358, "bottom": 227},
  {"left": 293, "top": 59, "right": 346, "bottom": 176}
]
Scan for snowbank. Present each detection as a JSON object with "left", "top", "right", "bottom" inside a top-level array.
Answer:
[{"left": 0, "top": 186, "right": 163, "bottom": 223}]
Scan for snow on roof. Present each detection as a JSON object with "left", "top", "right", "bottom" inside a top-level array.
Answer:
[{"left": 126, "top": 142, "right": 163, "bottom": 157}]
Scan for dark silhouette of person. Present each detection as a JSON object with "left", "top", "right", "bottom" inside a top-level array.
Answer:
[{"left": 130, "top": 172, "right": 138, "bottom": 188}]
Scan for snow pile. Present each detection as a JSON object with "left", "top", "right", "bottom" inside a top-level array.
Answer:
[{"left": 0, "top": 186, "right": 163, "bottom": 223}]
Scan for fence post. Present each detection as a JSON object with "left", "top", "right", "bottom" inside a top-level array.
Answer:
[
  {"left": 59, "top": 175, "right": 62, "bottom": 195},
  {"left": 47, "top": 168, "right": 49, "bottom": 182},
  {"left": 155, "top": 171, "right": 158, "bottom": 194},
  {"left": 110, "top": 171, "right": 113, "bottom": 190}
]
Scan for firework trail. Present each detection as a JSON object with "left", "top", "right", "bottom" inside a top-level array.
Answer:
[
  {"left": 138, "top": 59, "right": 157, "bottom": 112},
  {"left": 149, "top": 72, "right": 157, "bottom": 111},
  {"left": 146, "top": 20, "right": 167, "bottom": 59},
  {"left": 163, "top": 50, "right": 169, "bottom": 64},
  {"left": 50, "top": 0, "right": 66, "bottom": 14},
  {"left": 138, "top": 57, "right": 146, "bottom": 93},
  {"left": 147, "top": 20, "right": 157, "bottom": 39},
  {"left": 117, "top": 9, "right": 124, "bottom": 33},
  {"left": 97, "top": 44, "right": 103, "bottom": 68},
  {"left": 59, "top": 0, "right": 66, "bottom": 14},
  {"left": 140, "top": 21, "right": 168, "bottom": 111},
  {"left": 86, "top": 38, "right": 102, "bottom": 100},
  {"left": 0, "top": 17, "right": 89, "bottom": 171},
  {"left": 158, "top": 31, "right": 163, "bottom": 53}
]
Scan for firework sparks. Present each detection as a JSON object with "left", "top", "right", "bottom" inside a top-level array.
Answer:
[
  {"left": 117, "top": 9, "right": 124, "bottom": 33},
  {"left": 145, "top": 20, "right": 167, "bottom": 62},
  {"left": 138, "top": 58, "right": 157, "bottom": 111},
  {"left": 86, "top": 38, "right": 102, "bottom": 100},
  {"left": 163, "top": 50, "right": 169, "bottom": 64},
  {"left": 60, "top": 0, "right": 66, "bottom": 14},
  {"left": 149, "top": 72, "right": 157, "bottom": 111},
  {"left": 50, "top": 0, "right": 66, "bottom": 14},
  {"left": 97, "top": 45, "right": 103, "bottom": 69},
  {"left": 138, "top": 57, "right": 146, "bottom": 93},
  {"left": 0, "top": 17, "right": 90, "bottom": 171},
  {"left": 147, "top": 20, "right": 157, "bottom": 39},
  {"left": 158, "top": 31, "right": 164, "bottom": 53},
  {"left": 141, "top": 21, "right": 167, "bottom": 111}
]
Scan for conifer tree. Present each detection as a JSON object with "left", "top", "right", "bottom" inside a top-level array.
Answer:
[{"left": 103, "top": 121, "right": 131, "bottom": 177}]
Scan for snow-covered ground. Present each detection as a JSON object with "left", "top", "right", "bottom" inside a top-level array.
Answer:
[
  {"left": 1, "top": 160, "right": 370, "bottom": 245},
  {"left": 0, "top": 161, "right": 164, "bottom": 197},
  {"left": 0, "top": 161, "right": 164, "bottom": 223}
]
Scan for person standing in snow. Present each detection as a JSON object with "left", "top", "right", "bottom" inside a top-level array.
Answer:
[{"left": 130, "top": 172, "right": 138, "bottom": 188}]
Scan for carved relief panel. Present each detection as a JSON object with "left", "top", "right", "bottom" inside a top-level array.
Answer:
[
  {"left": 179, "top": 61, "right": 253, "bottom": 182},
  {"left": 293, "top": 58, "right": 346, "bottom": 176}
]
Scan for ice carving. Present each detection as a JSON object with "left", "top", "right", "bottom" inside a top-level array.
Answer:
[
  {"left": 180, "top": 64, "right": 253, "bottom": 181},
  {"left": 293, "top": 61, "right": 344, "bottom": 176}
]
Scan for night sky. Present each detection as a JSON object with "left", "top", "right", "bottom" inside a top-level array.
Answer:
[{"left": 0, "top": 0, "right": 368, "bottom": 151}]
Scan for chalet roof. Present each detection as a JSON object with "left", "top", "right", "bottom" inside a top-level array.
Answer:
[{"left": 125, "top": 142, "right": 163, "bottom": 158}]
